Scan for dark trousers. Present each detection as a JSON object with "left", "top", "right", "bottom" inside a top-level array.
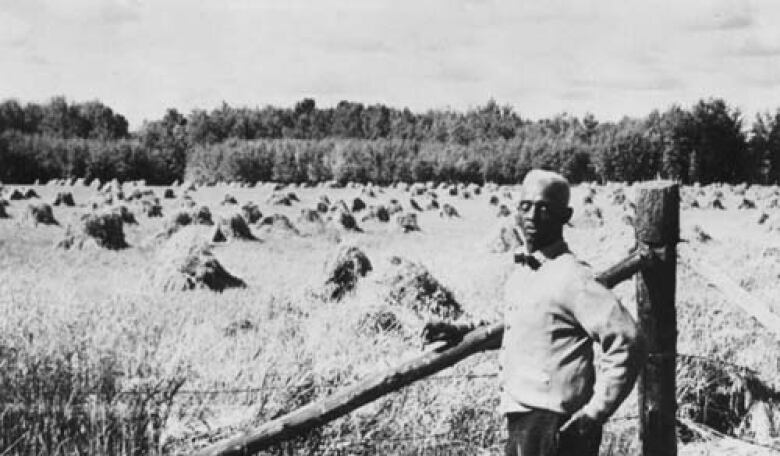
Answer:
[{"left": 505, "top": 410, "right": 602, "bottom": 456}]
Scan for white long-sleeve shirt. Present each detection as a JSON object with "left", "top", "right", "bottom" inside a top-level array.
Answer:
[{"left": 499, "top": 240, "right": 645, "bottom": 422}]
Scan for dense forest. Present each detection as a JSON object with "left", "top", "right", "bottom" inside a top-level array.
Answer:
[{"left": 1, "top": 96, "right": 779, "bottom": 186}]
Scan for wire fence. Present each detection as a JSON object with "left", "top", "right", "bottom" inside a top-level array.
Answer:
[
  {"left": 2, "top": 350, "right": 779, "bottom": 455},
  {"left": 0, "top": 353, "right": 755, "bottom": 399},
  {"left": 1, "top": 354, "right": 759, "bottom": 402}
]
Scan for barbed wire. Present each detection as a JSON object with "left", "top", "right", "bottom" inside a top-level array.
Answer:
[
  {"left": 3, "top": 350, "right": 780, "bottom": 454},
  {"left": 0, "top": 351, "right": 764, "bottom": 401},
  {"left": 676, "top": 352, "right": 760, "bottom": 375}
]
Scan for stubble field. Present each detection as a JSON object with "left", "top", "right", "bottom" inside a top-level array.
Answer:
[{"left": 0, "top": 180, "right": 779, "bottom": 455}]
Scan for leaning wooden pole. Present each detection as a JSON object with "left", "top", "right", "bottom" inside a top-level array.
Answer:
[
  {"left": 196, "top": 249, "right": 652, "bottom": 456},
  {"left": 634, "top": 181, "right": 679, "bottom": 456}
]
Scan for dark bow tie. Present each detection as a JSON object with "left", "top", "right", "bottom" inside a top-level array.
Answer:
[{"left": 514, "top": 252, "right": 542, "bottom": 270}]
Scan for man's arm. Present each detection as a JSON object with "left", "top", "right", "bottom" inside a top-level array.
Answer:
[{"left": 570, "top": 276, "right": 647, "bottom": 423}]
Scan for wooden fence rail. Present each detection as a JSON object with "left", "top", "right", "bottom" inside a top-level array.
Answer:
[
  {"left": 681, "top": 245, "right": 780, "bottom": 337},
  {"left": 196, "top": 181, "right": 679, "bottom": 456}
]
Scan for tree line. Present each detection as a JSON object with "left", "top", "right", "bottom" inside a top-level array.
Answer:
[{"left": 1, "top": 96, "right": 779, "bottom": 186}]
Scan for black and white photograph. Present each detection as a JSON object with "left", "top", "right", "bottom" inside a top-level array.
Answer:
[{"left": 1, "top": 1, "right": 780, "bottom": 454}]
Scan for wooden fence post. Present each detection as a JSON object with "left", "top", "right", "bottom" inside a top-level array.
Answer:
[{"left": 634, "top": 181, "right": 679, "bottom": 456}]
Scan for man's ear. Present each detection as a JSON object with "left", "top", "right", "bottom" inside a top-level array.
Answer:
[{"left": 561, "top": 207, "right": 573, "bottom": 224}]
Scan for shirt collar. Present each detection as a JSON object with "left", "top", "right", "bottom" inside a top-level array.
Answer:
[{"left": 531, "top": 239, "right": 569, "bottom": 265}]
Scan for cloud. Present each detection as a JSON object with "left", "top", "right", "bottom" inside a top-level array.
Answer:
[
  {"left": 427, "top": 61, "right": 483, "bottom": 85},
  {"left": 730, "top": 38, "right": 780, "bottom": 57},
  {"left": 41, "top": 0, "right": 143, "bottom": 26},
  {"left": 3, "top": 35, "right": 29, "bottom": 49},
  {"left": 28, "top": 54, "right": 50, "bottom": 66},
  {"left": 0, "top": 11, "right": 32, "bottom": 46},
  {"left": 687, "top": 9, "right": 754, "bottom": 31},
  {"left": 99, "top": 0, "right": 142, "bottom": 25},
  {"left": 317, "top": 37, "right": 394, "bottom": 55},
  {"left": 302, "top": 74, "right": 353, "bottom": 98},
  {"left": 506, "top": 2, "right": 599, "bottom": 25},
  {"left": 416, "top": 35, "right": 479, "bottom": 54},
  {"left": 569, "top": 74, "right": 683, "bottom": 92},
  {"left": 713, "top": 12, "right": 753, "bottom": 30},
  {"left": 560, "top": 89, "right": 592, "bottom": 101},
  {"left": 740, "top": 73, "right": 780, "bottom": 88}
]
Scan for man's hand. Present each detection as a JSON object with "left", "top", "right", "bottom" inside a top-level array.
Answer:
[
  {"left": 558, "top": 409, "right": 601, "bottom": 438},
  {"left": 420, "top": 321, "right": 471, "bottom": 347}
]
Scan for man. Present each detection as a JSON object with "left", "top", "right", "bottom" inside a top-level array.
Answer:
[{"left": 422, "top": 169, "right": 645, "bottom": 456}]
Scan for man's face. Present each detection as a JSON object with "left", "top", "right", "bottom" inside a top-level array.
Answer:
[{"left": 518, "top": 182, "right": 570, "bottom": 252}]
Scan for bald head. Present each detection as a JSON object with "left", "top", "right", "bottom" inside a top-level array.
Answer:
[
  {"left": 521, "top": 169, "right": 570, "bottom": 211},
  {"left": 518, "top": 169, "right": 572, "bottom": 252}
]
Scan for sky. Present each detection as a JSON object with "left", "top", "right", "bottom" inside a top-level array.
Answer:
[{"left": 1, "top": 0, "right": 780, "bottom": 129}]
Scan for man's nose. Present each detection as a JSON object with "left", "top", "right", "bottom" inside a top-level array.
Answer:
[{"left": 525, "top": 204, "right": 538, "bottom": 222}]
